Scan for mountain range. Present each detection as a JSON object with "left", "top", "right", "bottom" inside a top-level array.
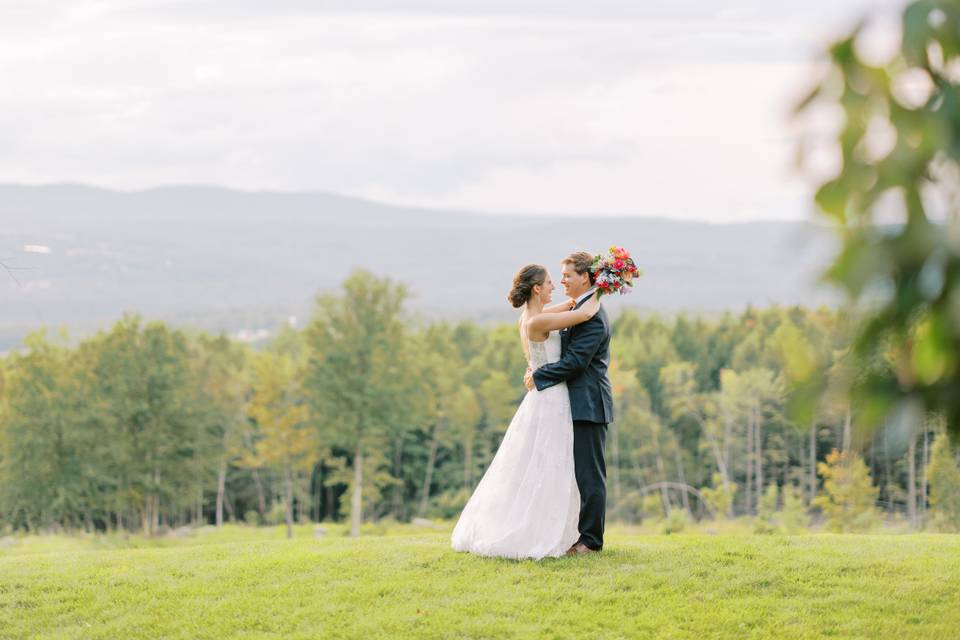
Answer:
[{"left": 0, "top": 183, "right": 839, "bottom": 350}]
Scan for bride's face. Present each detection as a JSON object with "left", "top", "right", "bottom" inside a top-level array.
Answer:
[{"left": 537, "top": 273, "right": 555, "bottom": 304}]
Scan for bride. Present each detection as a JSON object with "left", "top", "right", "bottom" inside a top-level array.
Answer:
[{"left": 451, "top": 264, "right": 599, "bottom": 560}]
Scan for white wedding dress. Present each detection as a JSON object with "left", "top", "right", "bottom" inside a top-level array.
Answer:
[{"left": 451, "top": 330, "right": 580, "bottom": 560}]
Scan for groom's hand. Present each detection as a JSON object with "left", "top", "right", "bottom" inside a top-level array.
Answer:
[{"left": 523, "top": 367, "right": 535, "bottom": 391}]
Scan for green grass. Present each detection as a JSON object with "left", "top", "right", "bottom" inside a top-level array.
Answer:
[{"left": 2, "top": 523, "right": 958, "bottom": 639}]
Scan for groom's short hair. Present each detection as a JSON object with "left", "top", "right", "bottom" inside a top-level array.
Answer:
[{"left": 562, "top": 251, "right": 596, "bottom": 285}]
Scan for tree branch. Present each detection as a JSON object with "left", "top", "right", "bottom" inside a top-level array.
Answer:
[{"left": 0, "top": 258, "right": 33, "bottom": 288}]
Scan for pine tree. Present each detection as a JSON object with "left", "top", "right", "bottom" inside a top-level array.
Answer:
[
  {"left": 814, "top": 449, "right": 881, "bottom": 532},
  {"left": 926, "top": 433, "right": 960, "bottom": 532}
]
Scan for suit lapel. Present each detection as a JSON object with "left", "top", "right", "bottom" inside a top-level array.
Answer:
[{"left": 561, "top": 292, "right": 595, "bottom": 354}]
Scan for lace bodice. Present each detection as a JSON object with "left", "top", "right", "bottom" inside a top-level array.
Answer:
[{"left": 528, "top": 331, "right": 562, "bottom": 369}]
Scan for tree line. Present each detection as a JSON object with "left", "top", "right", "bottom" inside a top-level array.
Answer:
[{"left": 2, "top": 270, "right": 959, "bottom": 537}]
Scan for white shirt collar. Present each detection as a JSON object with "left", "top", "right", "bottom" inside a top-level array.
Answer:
[{"left": 575, "top": 288, "right": 597, "bottom": 305}]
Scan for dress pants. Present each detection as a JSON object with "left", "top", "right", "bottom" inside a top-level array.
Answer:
[{"left": 573, "top": 420, "right": 607, "bottom": 550}]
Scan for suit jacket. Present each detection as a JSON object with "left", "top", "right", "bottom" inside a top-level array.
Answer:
[{"left": 532, "top": 295, "right": 614, "bottom": 424}]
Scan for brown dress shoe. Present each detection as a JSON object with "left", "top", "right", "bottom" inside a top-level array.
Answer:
[{"left": 565, "top": 542, "right": 596, "bottom": 556}]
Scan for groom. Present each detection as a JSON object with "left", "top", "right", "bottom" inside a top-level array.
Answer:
[{"left": 524, "top": 250, "right": 613, "bottom": 555}]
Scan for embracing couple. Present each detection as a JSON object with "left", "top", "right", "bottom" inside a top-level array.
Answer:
[{"left": 451, "top": 251, "right": 613, "bottom": 560}]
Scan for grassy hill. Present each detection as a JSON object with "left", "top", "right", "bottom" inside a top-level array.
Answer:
[{"left": 2, "top": 524, "right": 957, "bottom": 639}]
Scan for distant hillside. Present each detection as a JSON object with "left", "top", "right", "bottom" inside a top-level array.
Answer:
[{"left": 0, "top": 183, "right": 838, "bottom": 349}]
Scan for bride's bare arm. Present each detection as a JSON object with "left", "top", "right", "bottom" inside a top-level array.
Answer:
[
  {"left": 543, "top": 299, "right": 576, "bottom": 314},
  {"left": 527, "top": 293, "right": 600, "bottom": 334},
  {"left": 518, "top": 317, "right": 531, "bottom": 363}
]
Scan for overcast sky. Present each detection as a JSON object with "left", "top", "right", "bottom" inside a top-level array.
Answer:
[{"left": 0, "top": 0, "right": 903, "bottom": 220}]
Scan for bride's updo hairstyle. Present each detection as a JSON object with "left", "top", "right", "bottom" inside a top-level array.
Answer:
[{"left": 508, "top": 264, "right": 547, "bottom": 308}]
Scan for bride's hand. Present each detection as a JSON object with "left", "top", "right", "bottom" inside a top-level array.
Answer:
[{"left": 583, "top": 291, "right": 601, "bottom": 317}]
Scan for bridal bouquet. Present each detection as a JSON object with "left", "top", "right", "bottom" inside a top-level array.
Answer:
[{"left": 590, "top": 246, "right": 642, "bottom": 296}]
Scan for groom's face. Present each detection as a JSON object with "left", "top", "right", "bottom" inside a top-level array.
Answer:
[{"left": 560, "top": 262, "right": 590, "bottom": 299}]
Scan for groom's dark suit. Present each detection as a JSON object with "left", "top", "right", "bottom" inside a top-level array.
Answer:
[{"left": 532, "top": 294, "right": 613, "bottom": 550}]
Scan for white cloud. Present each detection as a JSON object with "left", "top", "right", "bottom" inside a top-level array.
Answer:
[{"left": 0, "top": 0, "right": 903, "bottom": 220}]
